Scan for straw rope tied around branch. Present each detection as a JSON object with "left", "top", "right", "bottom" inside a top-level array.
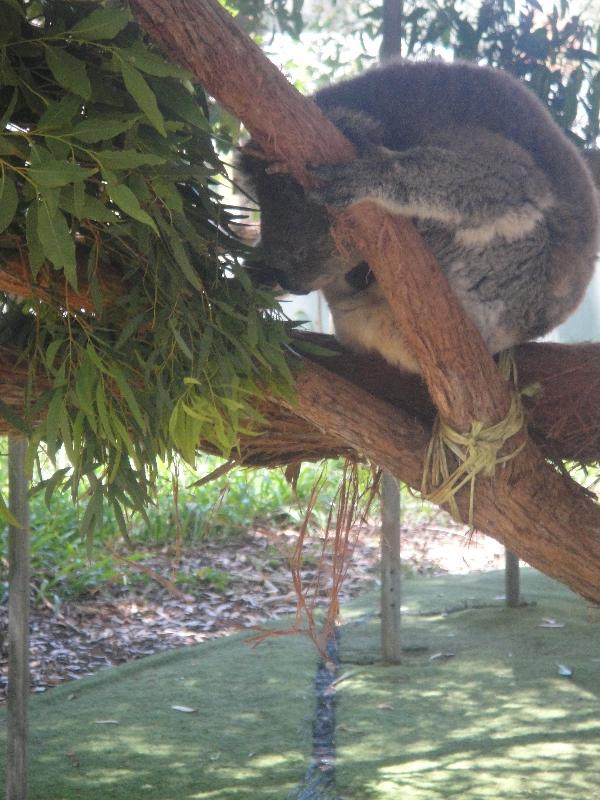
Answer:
[{"left": 421, "top": 351, "right": 538, "bottom": 525}]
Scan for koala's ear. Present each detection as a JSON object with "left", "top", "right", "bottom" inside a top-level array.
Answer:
[{"left": 322, "top": 107, "right": 384, "bottom": 154}]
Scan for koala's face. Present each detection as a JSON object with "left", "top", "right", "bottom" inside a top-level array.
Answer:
[{"left": 244, "top": 159, "right": 345, "bottom": 294}]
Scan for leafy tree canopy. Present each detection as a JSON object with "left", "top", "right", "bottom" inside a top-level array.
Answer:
[
  {"left": 0, "top": 0, "right": 293, "bottom": 533},
  {"left": 1, "top": 0, "right": 600, "bottom": 535}
]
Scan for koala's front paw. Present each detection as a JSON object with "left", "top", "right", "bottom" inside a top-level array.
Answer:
[{"left": 309, "top": 158, "right": 382, "bottom": 208}]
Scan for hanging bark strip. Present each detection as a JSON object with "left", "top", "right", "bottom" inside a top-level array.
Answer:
[{"left": 128, "top": 0, "right": 600, "bottom": 604}]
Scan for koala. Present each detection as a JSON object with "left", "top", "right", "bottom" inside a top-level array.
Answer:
[{"left": 241, "top": 60, "right": 599, "bottom": 373}]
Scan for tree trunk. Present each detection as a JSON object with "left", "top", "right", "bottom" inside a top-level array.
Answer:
[
  {"left": 6, "top": 437, "right": 30, "bottom": 800},
  {"left": 380, "top": 0, "right": 404, "bottom": 62}
]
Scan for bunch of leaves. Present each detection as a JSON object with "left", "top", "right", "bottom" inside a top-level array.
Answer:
[{"left": 0, "top": 0, "right": 293, "bottom": 534}]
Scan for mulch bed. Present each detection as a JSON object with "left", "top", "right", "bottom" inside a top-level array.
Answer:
[{"left": 0, "top": 514, "right": 505, "bottom": 702}]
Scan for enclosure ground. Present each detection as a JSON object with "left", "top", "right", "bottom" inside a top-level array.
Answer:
[
  {"left": 1, "top": 568, "right": 599, "bottom": 799},
  {"left": 0, "top": 510, "right": 504, "bottom": 700}
]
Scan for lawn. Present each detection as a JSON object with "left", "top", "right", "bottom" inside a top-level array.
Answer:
[{"left": 1, "top": 568, "right": 600, "bottom": 799}]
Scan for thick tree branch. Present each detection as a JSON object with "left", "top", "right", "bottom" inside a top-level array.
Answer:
[
  {"left": 131, "top": 0, "right": 512, "bottom": 433},
  {"left": 125, "top": 0, "right": 600, "bottom": 605}
]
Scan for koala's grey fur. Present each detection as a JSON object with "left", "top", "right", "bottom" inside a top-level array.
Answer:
[{"left": 241, "top": 60, "right": 599, "bottom": 373}]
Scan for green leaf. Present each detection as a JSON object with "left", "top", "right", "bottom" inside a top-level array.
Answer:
[
  {"left": 110, "top": 496, "right": 129, "bottom": 537},
  {"left": 120, "top": 62, "right": 166, "bottom": 136},
  {"left": 28, "top": 159, "right": 97, "bottom": 189},
  {"left": 0, "top": 169, "right": 18, "bottom": 233},
  {"left": 25, "top": 202, "right": 45, "bottom": 276},
  {"left": 73, "top": 115, "right": 139, "bottom": 143},
  {"left": 105, "top": 179, "right": 158, "bottom": 232},
  {"left": 95, "top": 380, "right": 114, "bottom": 441},
  {"left": 109, "top": 363, "right": 147, "bottom": 432},
  {"left": 75, "top": 351, "right": 97, "bottom": 416},
  {"left": 94, "top": 149, "right": 166, "bottom": 169},
  {"left": 37, "top": 201, "right": 78, "bottom": 289},
  {"left": 151, "top": 178, "right": 184, "bottom": 215},
  {"left": 159, "top": 82, "right": 210, "bottom": 130},
  {"left": 0, "top": 87, "right": 18, "bottom": 129},
  {"left": 37, "top": 94, "right": 82, "bottom": 132},
  {"left": 72, "top": 180, "right": 85, "bottom": 219},
  {"left": 44, "top": 338, "right": 65, "bottom": 372},
  {"left": 0, "top": 492, "right": 20, "bottom": 528},
  {"left": 59, "top": 186, "right": 118, "bottom": 224},
  {"left": 157, "top": 217, "right": 203, "bottom": 290},
  {"left": 69, "top": 7, "right": 130, "bottom": 41},
  {"left": 45, "top": 388, "right": 65, "bottom": 464},
  {"left": 80, "top": 486, "right": 103, "bottom": 551},
  {"left": 44, "top": 46, "right": 91, "bottom": 99},
  {"left": 0, "top": 135, "right": 27, "bottom": 158},
  {"left": 115, "top": 43, "right": 189, "bottom": 79},
  {"left": 0, "top": 397, "right": 30, "bottom": 435}
]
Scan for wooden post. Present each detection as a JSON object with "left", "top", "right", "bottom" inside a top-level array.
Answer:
[
  {"left": 6, "top": 437, "right": 30, "bottom": 800},
  {"left": 505, "top": 550, "right": 521, "bottom": 608},
  {"left": 380, "top": 472, "right": 402, "bottom": 663}
]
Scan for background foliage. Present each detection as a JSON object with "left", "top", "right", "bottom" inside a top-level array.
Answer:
[
  {"left": 243, "top": 0, "right": 600, "bottom": 144},
  {"left": 0, "top": 0, "right": 293, "bottom": 532}
]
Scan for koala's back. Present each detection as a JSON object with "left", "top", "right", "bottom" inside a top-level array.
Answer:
[
  {"left": 314, "top": 61, "right": 598, "bottom": 247},
  {"left": 313, "top": 62, "right": 599, "bottom": 368}
]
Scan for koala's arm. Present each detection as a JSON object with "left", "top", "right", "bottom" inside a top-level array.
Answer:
[{"left": 311, "top": 140, "right": 554, "bottom": 230}]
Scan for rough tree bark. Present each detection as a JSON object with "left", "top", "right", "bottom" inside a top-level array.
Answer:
[{"left": 125, "top": 0, "right": 600, "bottom": 604}]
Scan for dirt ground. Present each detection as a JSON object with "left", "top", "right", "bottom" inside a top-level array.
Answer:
[{"left": 0, "top": 510, "right": 507, "bottom": 702}]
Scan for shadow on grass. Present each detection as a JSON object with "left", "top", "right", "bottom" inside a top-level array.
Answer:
[
  {"left": 0, "top": 631, "right": 317, "bottom": 799},
  {"left": 336, "top": 569, "right": 600, "bottom": 799},
  {"left": 1, "top": 569, "right": 600, "bottom": 799}
]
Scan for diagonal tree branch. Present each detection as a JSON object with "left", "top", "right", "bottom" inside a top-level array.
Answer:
[{"left": 127, "top": 0, "right": 600, "bottom": 604}]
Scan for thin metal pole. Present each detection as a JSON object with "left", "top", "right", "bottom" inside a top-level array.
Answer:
[
  {"left": 6, "top": 437, "right": 30, "bottom": 800},
  {"left": 505, "top": 549, "right": 520, "bottom": 608},
  {"left": 380, "top": 472, "right": 401, "bottom": 663}
]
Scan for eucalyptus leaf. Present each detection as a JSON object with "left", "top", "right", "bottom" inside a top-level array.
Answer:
[
  {"left": 120, "top": 61, "right": 166, "bottom": 136},
  {"left": 94, "top": 149, "right": 166, "bottom": 169},
  {"left": 25, "top": 202, "right": 45, "bottom": 275},
  {"left": 73, "top": 115, "right": 140, "bottom": 143},
  {"left": 37, "top": 94, "right": 83, "bottom": 132},
  {"left": 0, "top": 87, "right": 18, "bottom": 129},
  {"left": 115, "top": 43, "right": 188, "bottom": 79},
  {"left": 0, "top": 170, "right": 18, "bottom": 233},
  {"left": 45, "top": 46, "right": 92, "bottom": 99},
  {"left": 37, "top": 200, "right": 78, "bottom": 288},
  {"left": 105, "top": 179, "right": 158, "bottom": 232},
  {"left": 28, "top": 159, "right": 97, "bottom": 188},
  {"left": 69, "top": 7, "right": 130, "bottom": 41}
]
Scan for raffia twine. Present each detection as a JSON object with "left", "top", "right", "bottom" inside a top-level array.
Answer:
[{"left": 421, "top": 350, "right": 537, "bottom": 525}]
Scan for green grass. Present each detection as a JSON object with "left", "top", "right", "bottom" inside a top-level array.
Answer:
[
  {"left": 4, "top": 569, "right": 599, "bottom": 799},
  {"left": 336, "top": 570, "right": 600, "bottom": 799},
  {"left": 0, "top": 630, "right": 317, "bottom": 799}
]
